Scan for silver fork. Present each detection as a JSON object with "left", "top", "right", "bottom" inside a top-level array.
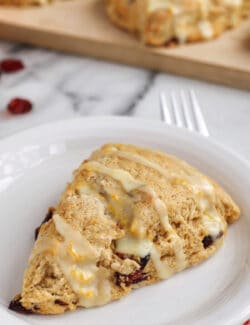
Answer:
[{"left": 160, "top": 89, "right": 209, "bottom": 137}]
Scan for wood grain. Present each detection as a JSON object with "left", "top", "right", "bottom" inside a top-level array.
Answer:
[{"left": 0, "top": 0, "right": 250, "bottom": 90}]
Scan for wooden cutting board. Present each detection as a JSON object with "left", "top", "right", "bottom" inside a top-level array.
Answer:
[{"left": 0, "top": 0, "right": 250, "bottom": 90}]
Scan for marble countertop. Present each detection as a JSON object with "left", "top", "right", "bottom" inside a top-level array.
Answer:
[{"left": 0, "top": 40, "right": 250, "bottom": 160}]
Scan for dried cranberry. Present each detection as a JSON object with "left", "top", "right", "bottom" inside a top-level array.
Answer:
[
  {"left": 0, "top": 58, "right": 24, "bottom": 73},
  {"left": 125, "top": 270, "right": 148, "bottom": 286},
  {"left": 9, "top": 296, "right": 33, "bottom": 314},
  {"left": 35, "top": 208, "right": 54, "bottom": 241},
  {"left": 7, "top": 98, "right": 32, "bottom": 115},
  {"left": 115, "top": 253, "right": 150, "bottom": 287},
  {"left": 140, "top": 254, "right": 150, "bottom": 269},
  {"left": 215, "top": 231, "right": 224, "bottom": 239},
  {"left": 202, "top": 235, "right": 213, "bottom": 249},
  {"left": 54, "top": 299, "right": 68, "bottom": 306},
  {"left": 243, "top": 320, "right": 250, "bottom": 325},
  {"left": 115, "top": 270, "right": 148, "bottom": 287},
  {"left": 116, "top": 252, "right": 129, "bottom": 260}
]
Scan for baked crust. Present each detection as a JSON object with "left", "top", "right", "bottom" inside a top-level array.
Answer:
[
  {"left": 106, "top": 0, "right": 249, "bottom": 45},
  {"left": 10, "top": 143, "right": 240, "bottom": 314}
]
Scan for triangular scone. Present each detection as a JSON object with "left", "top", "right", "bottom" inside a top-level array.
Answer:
[
  {"left": 106, "top": 0, "right": 249, "bottom": 45},
  {"left": 9, "top": 143, "right": 240, "bottom": 315}
]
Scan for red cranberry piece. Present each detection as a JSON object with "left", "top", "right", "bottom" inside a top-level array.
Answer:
[
  {"left": 202, "top": 235, "right": 213, "bottom": 249},
  {"left": 0, "top": 58, "right": 24, "bottom": 73},
  {"left": 243, "top": 320, "right": 250, "bottom": 325},
  {"left": 9, "top": 296, "right": 33, "bottom": 314},
  {"left": 140, "top": 254, "right": 150, "bottom": 269},
  {"left": 7, "top": 98, "right": 32, "bottom": 115},
  {"left": 35, "top": 208, "right": 55, "bottom": 241},
  {"left": 115, "top": 270, "right": 148, "bottom": 287},
  {"left": 116, "top": 252, "right": 129, "bottom": 260},
  {"left": 125, "top": 270, "right": 148, "bottom": 286}
]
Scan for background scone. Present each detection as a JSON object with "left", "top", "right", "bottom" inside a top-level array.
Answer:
[
  {"left": 0, "top": 0, "right": 51, "bottom": 5},
  {"left": 9, "top": 143, "right": 240, "bottom": 315},
  {"left": 106, "top": 0, "right": 249, "bottom": 45}
]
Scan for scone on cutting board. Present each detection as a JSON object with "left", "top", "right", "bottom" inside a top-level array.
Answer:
[
  {"left": 106, "top": 0, "right": 249, "bottom": 45},
  {"left": 9, "top": 143, "right": 240, "bottom": 315},
  {"left": 0, "top": 0, "right": 50, "bottom": 5}
]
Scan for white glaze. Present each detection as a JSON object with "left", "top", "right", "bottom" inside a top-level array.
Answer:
[
  {"left": 83, "top": 160, "right": 187, "bottom": 277},
  {"left": 53, "top": 214, "right": 111, "bottom": 307},
  {"left": 83, "top": 161, "right": 142, "bottom": 192},
  {"left": 116, "top": 236, "right": 153, "bottom": 257},
  {"left": 198, "top": 21, "right": 214, "bottom": 39},
  {"left": 113, "top": 148, "right": 225, "bottom": 237}
]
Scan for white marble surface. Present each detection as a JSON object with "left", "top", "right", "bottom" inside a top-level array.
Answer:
[{"left": 0, "top": 40, "right": 250, "bottom": 160}]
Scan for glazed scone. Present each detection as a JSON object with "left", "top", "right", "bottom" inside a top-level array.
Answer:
[
  {"left": 242, "top": 0, "right": 250, "bottom": 16},
  {"left": 106, "top": 0, "right": 249, "bottom": 45},
  {"left": 9, "top": 143, "right": 240, "bottom": 315}
]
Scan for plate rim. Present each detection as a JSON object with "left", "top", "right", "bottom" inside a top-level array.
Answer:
[{"left": 0, "top": 115, "right": 250, "bottom": 171}]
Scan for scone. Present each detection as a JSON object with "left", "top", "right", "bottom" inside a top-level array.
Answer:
[
  {"left": 9, "top": 143, "right": 240, "bottom": 315},
  {"left": 242, "top": 1, "right": 250, "bottom": 17},
  {"left": 105, "top": 0, "right": 249, "bottom": 45}
]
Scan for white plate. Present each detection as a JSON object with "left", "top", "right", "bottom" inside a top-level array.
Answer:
[{"left": 0, "top": 117, "right": 249, "bottom": 325}]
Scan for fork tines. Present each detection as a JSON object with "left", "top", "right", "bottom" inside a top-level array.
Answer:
[{"left": 160, "top": 89, "right": 209, "bottom": 137}]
